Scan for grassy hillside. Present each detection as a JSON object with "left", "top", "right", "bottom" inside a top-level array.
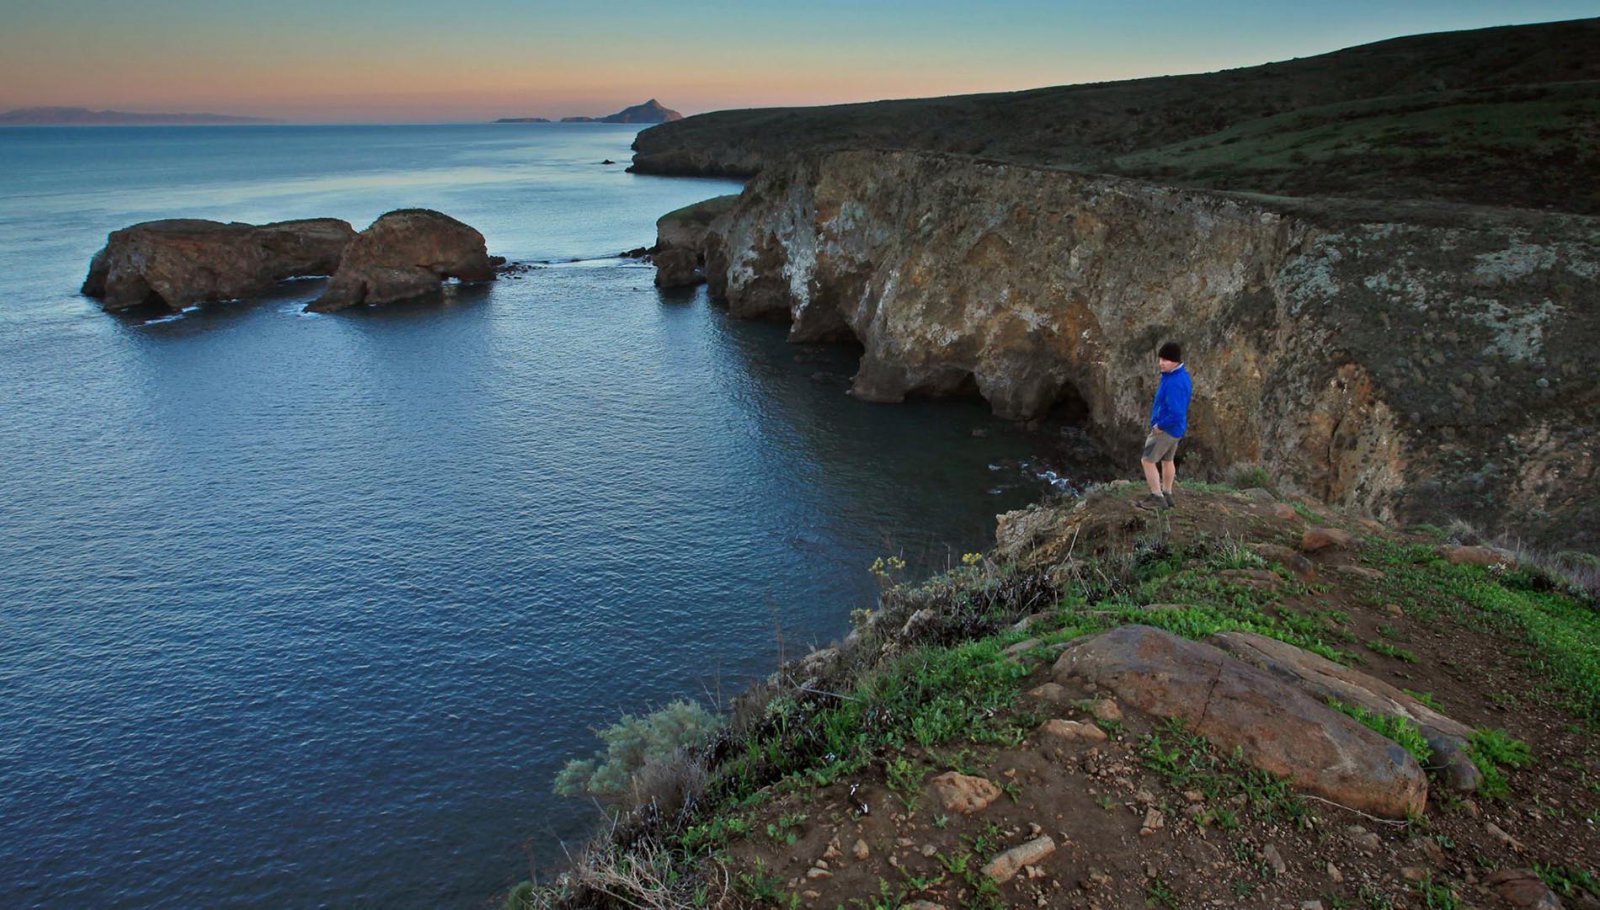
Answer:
[
  {"left": 511, "top": 482, "right": 1600, "bottom": 909},
  {"left": 631, "top": 18, "right": 1600, "bottom": 213}
]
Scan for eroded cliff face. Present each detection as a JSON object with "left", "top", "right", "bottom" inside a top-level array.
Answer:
[{"left": 697, "top": 151, "right": 1600, "bottom": 545}]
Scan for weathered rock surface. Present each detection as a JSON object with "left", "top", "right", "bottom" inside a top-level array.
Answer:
[
  {"left": 699, "top": 149, "right": 1600, "bottom": 545},
  {"left": 981, "top": 835, "right": 1056, "bottom": 884},
  {"left": 1209, "top": 631, "right": 1482, "bottom": 792},
  {"left": 307, "top": 209, "right": 494, "bottom": 313},
  {"left": 82, "top": 218, "right": 355, "bottom": 312},
  {"left": 927, "top": 771, "right": 1001, "bottom": 814},
  {"left": 1054, "top": 625, "right": 1429, "bottom": 817},
  {"left": 1485, "top": 868, "right": 1565, "bottom": 909},
  {"left": 1300, "top": 527, "right": 1356, "bottom": 553},
  {"left": 651, "top": 194, "right": 739, "bottom": 289}
]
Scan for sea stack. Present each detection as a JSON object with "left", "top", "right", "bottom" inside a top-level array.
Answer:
[
  {"left": 306, "top": 209, "right": 496, "bottom": 313},
  {"left": 81, "top": 218, "right": 355, "bottom": 313}
]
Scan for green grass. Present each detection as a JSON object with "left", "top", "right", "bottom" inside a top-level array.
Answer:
[
  {"left": 1537, "top": 863, "right": 1600, "bottom": 900},
  {"left": 1368, "top": 640, "right": 1419, "bottom": 663},
  {"left": 1468, "top": 728, "right": 1534, "bottom": 799},
  {"left": 1413, "top": 875, "right": 1460, "bottom": 910},
  {"left": 1365, "top": 541, "right": 1600, "bottom": 722},
  {"left": 1328, "top": 700, "right": 1434, "bottom": 765}
]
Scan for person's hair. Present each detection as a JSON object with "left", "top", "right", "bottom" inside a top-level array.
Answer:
[{"left": 1158, "top": 341, "right": 1182, "bottom": 362}]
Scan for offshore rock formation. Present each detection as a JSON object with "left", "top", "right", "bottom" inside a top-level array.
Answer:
[
  {"left": 694, "top": 150, "right": 1600, "bottom": 545},
  {"left": 307, "top": 209, "right": 495, "bottom": 313},
  {"left": 82, "top": 218, "right": 355, "bottom": 312}
]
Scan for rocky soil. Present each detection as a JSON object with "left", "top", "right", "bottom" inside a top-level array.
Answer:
[{"left": 661, "top": 485, "right": 1600, "bottom": 910}]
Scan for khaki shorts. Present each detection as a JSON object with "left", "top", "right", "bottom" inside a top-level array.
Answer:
[{"left": 1142, "top": 428, "right": 1180, "bottom": 463}]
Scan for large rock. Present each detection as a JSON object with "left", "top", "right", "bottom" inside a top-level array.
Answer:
[
  {"left": 307, "top": 209, "right": 494, "bottom": 313},
  {"left": 81, "top": 218, "right": 355, "bottom": 313},
  {"left": 699, "top": 149, "right": 1600, "bottom": 546},
  {"left": 1209, "top": 631, "right": 1481, "bottom": 793},
  {"left": 651, "top": 195, "right": 739, "bottom": 289},
  {"left": 1054, "top": 625, "right": 1428, "bottom": 818}
]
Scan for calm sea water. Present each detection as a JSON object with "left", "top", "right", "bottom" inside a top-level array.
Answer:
[{"left": 0, "top": 124, "right": 1091, "bottom": 908}]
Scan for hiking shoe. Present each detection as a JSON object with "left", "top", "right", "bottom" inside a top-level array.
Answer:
[
  {"left": 1163, "top": 491, "right": 1177, "bottom": 509},
  {"left": 1136, "top": 493, "right": 1170, "bottom": 511}
]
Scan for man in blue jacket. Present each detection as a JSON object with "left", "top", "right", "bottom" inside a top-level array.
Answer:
[{"left": 1138, "top": 341, "right": 1193, "bottom": 510}]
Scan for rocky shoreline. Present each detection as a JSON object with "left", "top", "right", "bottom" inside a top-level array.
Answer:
[{"left": 650, "top": 150, "right": 1599, "bottom": 548}]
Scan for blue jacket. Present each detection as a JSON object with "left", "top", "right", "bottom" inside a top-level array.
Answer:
[{"left": 1150, "top": 364, "right": 1193, "bottom": 438}]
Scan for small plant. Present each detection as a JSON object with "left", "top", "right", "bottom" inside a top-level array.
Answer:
[
  {"left": 1368, "top": 640, "right": 1419, "bottom": 663},
  {"left": 765, "top": 811, "right": 807, "bottom": 846},
  {"left": 554, "top": 699, "right": 722, "bottom": 807},
  {"left": 885, "top": 755, "right": 926, "bottom": 805},
  {"left": 1537, "top": 863, "right": 1600, "bottom": 899},
  {"left": 1358, "top": 883, "right": 1396, "bottom": 909},
  {"left": 1148, "top": 875, "right": 1180, "bottom": 909},
  {"left": 1228, "top": 464, "right": 1275, "bottom": 491},
  {"left": 1403, "top": 688, "right": 1441, "bottom": 709},
  {"left": 1468, "top": 727, "right": 1533, "bottom": 798},
  {"left": 1328, "top": 700, "right": 1433, "bottom": 765},
  {"left": 1414, "top": 875, "right": 1460, "bottom": 909},
  {"left": 870, "top": 554, "right": 908, "bottom": 589},
  {"left": 735, "top": 859, "right": 800, "bottom": 909}
]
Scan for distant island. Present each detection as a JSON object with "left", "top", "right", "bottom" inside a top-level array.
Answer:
[
  {"left": 496, "top": 99, "right": 682, "bottom": 125},
  {"left": 0, "top": 106, "right": 275, "bottom": 126}
]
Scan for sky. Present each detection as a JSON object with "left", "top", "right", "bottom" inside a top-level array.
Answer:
[{"left": 2, "top": 0, "right": 1597, "bottom": 122}]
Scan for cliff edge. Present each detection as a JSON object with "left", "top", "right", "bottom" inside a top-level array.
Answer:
[{"left": 696, "top": 150, "right": 1599, "bottom": 547}]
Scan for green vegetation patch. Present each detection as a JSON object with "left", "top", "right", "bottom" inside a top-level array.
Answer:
[
  {"left": 1468, "top": 727, "right": 1534, "bottom": 799},
  {"left": 1366, "top": 541, "right": 1600, "bottom": 722},
  {"left": 1062, "top": 536, "right": 1354, "bottom": 663},
  {"left": 1328, "top": 700, "right": 1433, "bottom": 765},
  {"left": 553, "top": 699, "right": 723, "bottom": 804}
]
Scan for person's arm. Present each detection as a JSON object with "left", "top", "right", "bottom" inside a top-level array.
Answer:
[{"left": 1151, "top": 381, "right": 1170, "bottom": 433}]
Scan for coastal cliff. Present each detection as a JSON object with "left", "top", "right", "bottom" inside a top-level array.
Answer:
[
  {"left": 697, "top": 150, "right": 1599, "bottom": 546},
  {"left": 630, "top": 18, "right": 1600, "bottom": 214}
]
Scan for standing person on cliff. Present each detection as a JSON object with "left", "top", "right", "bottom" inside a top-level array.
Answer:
[{"left": 1137, "top": 342, "right": 1193, "bottom": 510}]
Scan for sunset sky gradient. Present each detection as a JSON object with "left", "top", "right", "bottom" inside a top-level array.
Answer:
[{"left": 3, "top": 0, "right": 1596, "bottom": 122}]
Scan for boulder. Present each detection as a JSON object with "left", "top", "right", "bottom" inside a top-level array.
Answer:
[
  {"left": 1484, "top": 869, "right": 1564, "bottom": 910},
  {"left": 653, "top": 248, "right": 702, "bottom": 288},
  {"left": 1054, "top": 625, "right": 1428, "bottom": 817},
  {"left": 307, "top": 209, "right": 494, "bottom": 313},
  {"left": 1300, "top": 527, "right": 1356, "bottom": 553},
  {"left": 1441, "top": 545, "right": 1516, "bottom": 567},
  {"left": 82, "top": 218, "right": 355, "bottom": 312},
  {"left": 982, "top": 835, "right": 1056, "bottom": 884},
  {"left": 928, "top": 771, "right": 1001, "bottom": 814},
  {"left": 1039, "top": 719, "right": 1107, "bottom": 743},
  {"left": 1209, "top": 631, "right": 1481, "bottom": 792}
]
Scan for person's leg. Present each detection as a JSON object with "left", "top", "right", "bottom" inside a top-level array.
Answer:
[
  {"left": 1142, "top": 458, "right": 1162, "bottom": 495},
  {"left": 1161, "top": 460, "right": 1176, "bottom": 495}
]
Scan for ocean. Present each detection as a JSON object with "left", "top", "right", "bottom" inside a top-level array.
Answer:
[{"left": 0, "top": 123, "right": 1089, "bottom": 908}]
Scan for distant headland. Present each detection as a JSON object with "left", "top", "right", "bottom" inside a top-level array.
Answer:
[
  {"left": 496, "top": 99, "right": 682, "bottom": 125},
  {"left": 0, "top": 106, "right": 276, "bottom": 126}
]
